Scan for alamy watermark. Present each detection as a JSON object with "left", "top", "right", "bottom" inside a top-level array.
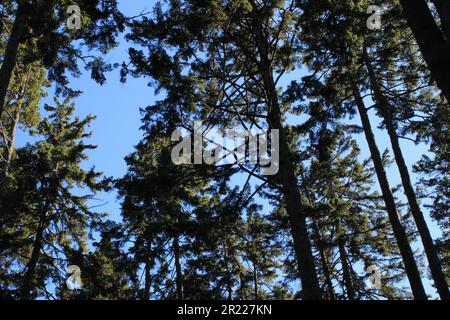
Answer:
[
  {"left": 366, "top": 264, "right": 382, "bottom": 290},
  {"left": 66, "top": 265, "right": 83, "bottom": 290},
  {"left": 66, "top": 5, "right": 82, "bottom": 30},
  {"left": 171, "top": 122, "right": 280, "bottom": 176}
]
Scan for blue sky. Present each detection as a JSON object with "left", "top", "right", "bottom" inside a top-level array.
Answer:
[{"left": 15, "top": 0, "right": 442, "bottom": 298}]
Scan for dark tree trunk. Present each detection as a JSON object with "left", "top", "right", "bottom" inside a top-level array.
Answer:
[
  {"left": 143, "top": 258, "right": 151, "bottom": 300},
  {"left": 338, "top": 240, "right": 356, "bottom": 300},
  {"left": 352, "top": 83, "right": 428, "bottom": 300},
  {"left": 0, "top": 3, "right": 26, "bottom": 115},
  {"left": 250, "top": 11, "right": 322, "bottom": 300},
  {"left": 432, "top": 0, "right": 450, "bottom": 41},
  {"left": 0, "top": 10, "right": 4, "bottom": 39},
  {"left": 1, "top": 65, "right": 31, "bottom": 192},
  {"left": 1, "top": 100, "right": 21, "bottom": 185},
  {"left": 20, "top": 220, "right": 45, "bottom": 300},
  {"left": 364, "top": 51, "right": 449, "bottom": 300},
  {"left": 0, "top": 108, "right": 20, "bottom": 189},
  {"left": 5, "top": 109, "right": 20, "bottom": 169},
  {"left": 399, "top": 0, "right": 450, "bottom": 103},
  {"left": 223, "top": 244, "right": 233, "bottom": 300},
  {"left": 252, "top": 260, "right": 258, "bottom": 300},
  {"left": 312, "top": 221, "right": 336, "bottom": 300},
  {"left": 173, "top": 235, "right": 183, "bottom": 300},
  {"left": 143, "top": 237, "right": 153, "bottom": 301},
  {"left": 239, "top": 272, "right": 247, "bottom": 300}
]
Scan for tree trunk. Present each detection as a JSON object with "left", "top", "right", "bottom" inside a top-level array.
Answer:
[
  {"left": 250, "top": 12, "right": 322, "bottom": 300},
  {"left": 0, "top": 10, "right": 5, "bottom": 44},
  {"left": 364, "top": 51, "right": 449, "bottom": 300},
  {"left": 432, "top": 0, "right": 450, "bottom": 41},
  {"left": 302, "top": 146, "right": 335, "bottom": 300},
  {"left": 352, "top": 83, "right": 428, "bottom": 300},
  {"left": 1, "top": 65, "right": 32, "bottom": 192},
  {"left": 173, "top": 235, "right": 183, "bottom": 300},
  {"left": 1, "top": 101, "right": 21, "bottom": 186},
  {"left": 143, "top": 258, "right": 151, "bottom": 300},
  {"left": 143, "top": 237, "right": 153, "bottom": 301},
  {"left": 239, "top": 272, "right": 247, "bottom": 300},
  {"left": 20, "top": 219, "right": 45, "bottom": 299},
  {"left": 223, "top": 243, "right": 233, "bottom": 300},
  {"left": 234, "top": 255, "right": 247, "bottom": 300},
  {"left": 312, "top": 221, "right": 336, "bottom": 300},
  {"left": 0, "top": 3, "right": 26, "bottom": 115},
  {"left": 338, "top": 240, "right": 356, "bottom": 300},
  {"left": 399, "top": 0, "right": 450, "bottom": 103},
  {"left": 5, "top": 109, "right": 20, "bottom": 169},
  {"left": 252, "top": 259, "right": 258, "bottom": 300}
]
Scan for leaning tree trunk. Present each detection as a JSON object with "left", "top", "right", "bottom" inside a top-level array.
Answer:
[
  {"left": 0, "top": 11, "right": 5, "bottom": 39},
  {"left": 20, "top": 219, "right": 45, "bottom": 300},
  {"left": 399, "top": 0, "right": 450, "bottom": 103},
  {"left": 432, "top": 0, "right": 450, "bottom": 42},
  {"left": 5, "top": 104, "right": 20, "bottom": 166},
  {"left": 352, "top": 83, "right": 428, "bottom": 300},
  {"left": 364, "top": 50, "right": 449, "bottom": 300},
  {"left": 0, "top": 108, "right": 20, "bottom": 190},
  {"left": 2, "top": 64, "right": 32, "bottom": 183},
  {"left": 251, "top": 14, "right": 322, "bottom": 300},
  {"left": 0, "top": 3, "right": 26, "bottom": 116}
]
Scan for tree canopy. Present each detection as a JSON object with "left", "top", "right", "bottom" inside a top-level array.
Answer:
[{"left": 0, "top": 0, "right": 448, "bottom": 301}]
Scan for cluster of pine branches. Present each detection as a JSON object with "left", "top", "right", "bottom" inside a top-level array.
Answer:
[{"left": 0, "top": 0, "right": 448, "bottom": 300}]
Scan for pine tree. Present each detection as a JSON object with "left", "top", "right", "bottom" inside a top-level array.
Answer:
[
  {"left": 412, "top": 99, "right": 450, "bottom": 288},
  {"left": 116, "top": 93, "right": 231, "bottom": 299},
  {"left": 398, "top": 0, "right": 450, "bottom": 103},
  {"left": 295, "top": 0, "right": 430, "bottom": 299},
  {"left": 0, "top": 29, "right": 49, "bottom": 185},
  {"left": 59, "top": 221, "right": 136, "bottom": 300},
  {"left": 123, "top": 0, "right": 322, "bottom": 299},
  {"left": 0, "top": 0, "right": 125, "bottom": 116},
  {"left": 0, "top": 97, "right": 110, "bottom": 299},
  {"left": 293, "top": 98, "right": 416, "bottom": 299}
]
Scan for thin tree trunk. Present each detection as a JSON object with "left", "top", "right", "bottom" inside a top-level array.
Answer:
[
  {"left": 300, "top": 159, "right": 335, "bottom": 300},
  {"left": 143, "top": 237, "right": 153, "bottom": 301},
  {"left": 20, "top": 219, "right": 45, "bottom": 299},
  {"left": 233, "top": 255, "right": 247, "bottom": 300},
  {"left": 312, "top": 221, "right": 336, "bottom": 300},
  {"left": 239, "top": 272, "right": 247, "bottom": 300},
  {"left": 432, "top": 0, "right": 450, "bottom": 41},
  {"left": 0, "top": 107, "right": 20, "bottom": 193},
  {"left": 338, "top": 240, "right": 356, "bottom": 300},
  {"left": 5, "top": 108, "right": 20, "bottom": 170},
  {"left": 399, "top": 0, "right": 450, "bottom": 103},
  {"left": 1, "top": 65, "right": 32, "bottom": 191},
  {"left": 0, "top": 2, "right": 26, "bottom": 115},
  {"left": 143, "top": 258, "right": 151, "bottom": 300},
  {"left": 352, "top": 83, "right": 428, "bottom": 300},
  {"left": 0, "top": 11, "right": 5, "bottom": 39},
  {"left": 364, "top": 51, "right": 449, "bottom": 300},
  {"left": 173, "top": 235, "right": 183, "bottom": 300},
  {"left": 250, "top": 11, "right": 322, "bottom": 300},
  {"left": 252, "top": 258, "right": 258, "bottom": 300},
  {"left": 223, "top": 243, "right": 233, "bottom": 300}
]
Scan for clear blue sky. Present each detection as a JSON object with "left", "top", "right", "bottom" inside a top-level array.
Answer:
[{"left": 16, "top": 0, "right": 441, "bottom": 298}]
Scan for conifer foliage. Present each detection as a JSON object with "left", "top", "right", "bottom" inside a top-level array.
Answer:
[{"left": 0, "top": 0, "right": 448, "bottom": 300}]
